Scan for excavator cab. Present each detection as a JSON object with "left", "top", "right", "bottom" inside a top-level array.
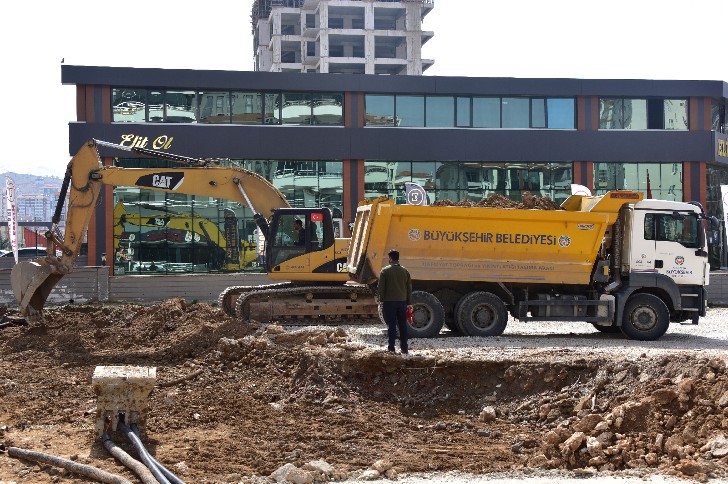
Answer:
[{"left": 265, "top": 208, "right": 337, "bottom": 274}]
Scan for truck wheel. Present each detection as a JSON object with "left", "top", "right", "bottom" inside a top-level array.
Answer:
[
  {"left": 409, "top": 291, "right": 445, "bottom": 338},
  {"left": 457, "top": 292, "right": 508, "bottom": 336},
  {"left": 621, "top": 294, "right": 669, "bottom": 341}
]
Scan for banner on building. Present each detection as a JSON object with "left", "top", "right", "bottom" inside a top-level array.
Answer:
[
  {"left": 570, "top": 184, "right": 592, "bottom": 197},
  {"left": 5, "top": 176, "right": 18, "bottom": 263},
  {"left": 404, "top": 182, "right": 429, "bottom": 206}
]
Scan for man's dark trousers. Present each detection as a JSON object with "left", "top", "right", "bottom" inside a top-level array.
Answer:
[{"left": 383, "top": 300, "right": 408, "bottom": 353}]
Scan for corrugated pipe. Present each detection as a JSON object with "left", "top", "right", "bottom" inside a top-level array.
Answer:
[
  {"left": 102, "top": 433, "right": 160, "bottom": 484},
  {"left": 117, "top": 421, "right": 171, "bottom": 484},
  {"left": 7, "top": 446, "right": 132, "bottom": 484},
  {"left": 131, "top": 423, "right": 186, "bottom": 484}
]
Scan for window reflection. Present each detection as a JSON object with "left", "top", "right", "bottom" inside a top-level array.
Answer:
[
  {"left": 231, "top": 92, "right": 263, "bottom": 124},
  {"left": 599, "top": 98, "right": 647, "bottom": 129},
  {"left": 165, "top": 91, "right": 196, "bottom": 123},
  {"left": 365, "top": 160, "right": 573, "bottom": 204},
  {"left": 112, "top": 157, "right": 344, "bottom": 275},
  {"left": 199, "top": 91, "right": 231, "bottom": 124},
  {"left": 148, "top": 91, "right": 164, "bottom": 123},
  {"left": 502, "top": 98, "right": 529, "bottom": 128},
  {"left": 425, "top": 96, "right": 454, "bottom": 127},
  {"left": 664, "top": 99, "right": 688, "bottom": 130},
  {"left": 396, "top": 96, "right": 424, "bottom": 127},
  {"left": 593, "top": 162, "right": 682, "bottom": 201},
  {"left": 112, "top": 88, "right": 146, "bottom": 123},
  {"left": 364, "top": 95, "right": 396, "bottom": 126},
  {"left": 473, "top": 97, "right": 500, "bottom": 128}
]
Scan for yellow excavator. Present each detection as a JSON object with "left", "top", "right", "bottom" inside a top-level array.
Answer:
[
  {"left": 11, "top": 139, "right": 379, "bottom": 324},
  {"left": 113, "top": 202, "right": 258, "bottom": 271}
]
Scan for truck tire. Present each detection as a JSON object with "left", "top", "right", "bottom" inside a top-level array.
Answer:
[
  {"left": 621, "top": 293, "right": 670, "bottom": 341},
  {"left": 457, "top": 292, "right": 508, "bottom": 337},
  {"left": 409, "top": 291, "right": 445, "bottom": 338}
]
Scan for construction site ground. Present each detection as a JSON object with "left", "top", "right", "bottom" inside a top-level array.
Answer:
[{"left": 0, "top": 300, "right": 727, "bottom": 483}]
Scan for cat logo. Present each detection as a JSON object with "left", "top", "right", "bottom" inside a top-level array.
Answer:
[{"left": 135, "top": 172, "right": 184, "bottom": 191}]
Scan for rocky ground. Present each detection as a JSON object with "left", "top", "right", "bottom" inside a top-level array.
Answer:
[{"left": 0, "top": 300, "right": 727, "bottom": 483}]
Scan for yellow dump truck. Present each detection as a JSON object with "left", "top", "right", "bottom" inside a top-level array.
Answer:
[{"left": 347, "top": 191, "right": 710, "bottom": 341}]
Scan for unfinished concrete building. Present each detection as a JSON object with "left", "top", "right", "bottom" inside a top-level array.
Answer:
[{"left": 251, "top": 0, "right": 434, "bottom": 75}]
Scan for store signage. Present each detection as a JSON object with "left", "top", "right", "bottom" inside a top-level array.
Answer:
[
  {"left": 718, "top": 137, "right": 728, "bottom": 160},
  {"left": 119, "top": 134, "right": 174, "bottom": 150}
]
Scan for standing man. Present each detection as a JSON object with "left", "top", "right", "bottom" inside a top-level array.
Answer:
[{"left": 378, "top": 249, "right": 413, "bottom": 354}]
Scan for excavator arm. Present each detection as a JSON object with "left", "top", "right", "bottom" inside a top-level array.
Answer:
[{"left": 11, "top": 139, "right": 290, "bottom": 318}]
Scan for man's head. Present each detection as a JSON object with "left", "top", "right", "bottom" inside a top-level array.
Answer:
[
  {"left": 388, "top": 249, "right": 400, "bottom": 262},
  {"left": 294, "top": 219, "right": 303, "bottom": 230}
]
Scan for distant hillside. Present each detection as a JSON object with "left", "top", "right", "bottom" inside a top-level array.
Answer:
[{"left": 2, "top": 172, "right": 62, "bottom": 197}]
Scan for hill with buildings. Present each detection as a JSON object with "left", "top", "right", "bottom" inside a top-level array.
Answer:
[{"left": 1, "top": 172, "right": 63, "bottom": 224}]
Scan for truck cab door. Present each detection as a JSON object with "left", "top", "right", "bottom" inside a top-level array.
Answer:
[{"left": 650, "top": 212, "right": 705, "bottom": 285}]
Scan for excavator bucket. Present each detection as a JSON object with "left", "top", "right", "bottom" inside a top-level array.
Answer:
[{"left": 10, "top": 259, "right": 65, "bottom": 320}]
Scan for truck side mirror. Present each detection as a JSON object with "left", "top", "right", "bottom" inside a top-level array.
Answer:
[{"left": 709, "top": 216, "right": 720, "bottom": 230}]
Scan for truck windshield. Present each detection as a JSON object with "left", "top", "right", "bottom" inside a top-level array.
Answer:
[{"left": 644, "top": 213, "right": 700, "bottom": 248}]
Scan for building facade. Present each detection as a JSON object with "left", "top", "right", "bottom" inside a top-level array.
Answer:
[
  {"left": 61, "top": 65, "right": 728, "bottom": 274},
  {"left": 252, "top": 0, "right": 434, "bottom": 74}
]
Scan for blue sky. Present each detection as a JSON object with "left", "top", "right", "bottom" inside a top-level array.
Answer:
[{"left": 2, "top": 0, "right": 725, "bottom": 178}]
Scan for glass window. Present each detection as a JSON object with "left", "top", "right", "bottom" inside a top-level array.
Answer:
[
  {"left": 199, "top": 91, "right": 231, "bottom": 124},
  {"left": 456, "top": 97, "right": 471, "bottom": 127},
  {"left": 593, "top": 162, "right": 682, "bottom": 201},
  {"left": 664, "top": 99, "right": 688, "bottom": 130},
  {"left": 531, "top": 98, "right": 546, "bottom": 128},
  {"left": 165, "top": 90, "right": 196, "bottom": 123},
  {"left": 547, "top": 98, "right": 575, "bottom": 129},
  {"left": 148, "top": 91, "right": 164, "bottom": 123},
  {"left": 655, "top": 213, "right": 699, "bottom": 248},
  {"left": 312, "top": 93, "right": 343, "bottom": 125},
  {"left": 282, "top": 92, "right": 312, "bottom": 125},
  {"left": 264, "top": 93, "right": 281, "bottom": 124},
  {"left": 112, "top": 88, "right": 147, "bottom": 123},
  {"left": 365, "top": 95, "right": 395, "bottom": 126},
  {"left": 473, "top": 97, "right": 500, "bottom": 128},
  {"left": 623, "top": 99, "right": 647, "bottom": 129},
  {"left": 396, "top": 96, "right": 425, "bottom": 127},
  {"left": 231, "top": 91, "right": 263, "bottom": 124},
  {"left": 501, "top": 98, "right": 529, "bottom": 128},
  {"left": 599, "top": 98, "right": 647, "bottom": 129},
  {"left": 425, "top": 96, "right": 454, "bottom": 127},
  {"left": 599, "top": 98, "right": 622, "bottom": 129}
]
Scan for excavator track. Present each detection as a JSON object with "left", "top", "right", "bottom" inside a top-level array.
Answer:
[
  {"left": 230, "top": 283, "right": 381, "bottom": 326},
  {"left": 218, "top": 282, "right": 290, "bottom": 316}
]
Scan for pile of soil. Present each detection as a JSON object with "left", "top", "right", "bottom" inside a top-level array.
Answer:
[
  {"left": 0, "top": 300, "right": 727, "bottom": 483},
  {"left": 432, "top": 192, "right": 560, "bottom": 210}
]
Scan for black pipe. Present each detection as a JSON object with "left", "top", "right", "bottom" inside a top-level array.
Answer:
[
  {"left": 130, "top": 424, "right": 185, "bottom": 484},
  {"left": 117, "top": 422, "right": 171, "bottom": 484},
  {"left": 52, "top": 165, "right": 72, "bottom": 226}
]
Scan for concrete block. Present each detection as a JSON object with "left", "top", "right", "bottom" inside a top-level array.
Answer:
[{"left": 92, "top": 365, "right": 156, "bottom": 437}]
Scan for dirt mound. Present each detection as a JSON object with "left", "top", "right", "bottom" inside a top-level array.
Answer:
[
  {"left": 432, "top": 191, "right": 561, "bottom": 210},
  {"left": 1, "top": 302, "right": 727, "bottom": 482}
]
